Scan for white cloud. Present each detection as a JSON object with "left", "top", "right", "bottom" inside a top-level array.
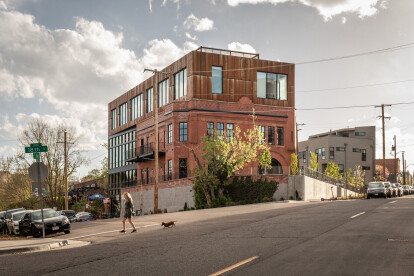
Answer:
[
  {"left": 228, "top": 42, "right": 256, "bottom": 53},
  {"left": 0, "top": 8, "right": 198, "bottom": 160},
  {"left": 227, "top": 0, "right": 385, "bottom": 21},
  {"left": 183, "top": 13, "right": 214, "bottom": 32},
  {"left": 185, "top": 32, "right": 198, "bottom": 41}
]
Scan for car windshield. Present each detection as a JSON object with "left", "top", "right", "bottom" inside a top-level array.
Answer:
[
  {"left": 368, "top": 182, "right": 384, "bottom": 188},
  {"left": 31, "top": 209, "right": 59, "bottom": 220},
  {"left": 384, "top": 183, "right": 390, "bottom": 187},
  {"left": 13, "top": 212, "right": 25, "bottom": 221}
]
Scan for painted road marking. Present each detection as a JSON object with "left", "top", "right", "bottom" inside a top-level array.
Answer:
[
  {"left": 389, "top": 200, "right": 397, "bottom": 204},
  {"left": 209, "top": 256, "right": 259, "bottom": 276},
  {"left": 69, "top": 223, "right": 159, "bottom": 240},
  {"left": 350, "top": 212, "right": 366, "bottom": 219}
]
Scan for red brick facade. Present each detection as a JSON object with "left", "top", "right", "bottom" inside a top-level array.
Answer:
[{"left": 109, "top": 47, "right": 295, "bottom": 198}]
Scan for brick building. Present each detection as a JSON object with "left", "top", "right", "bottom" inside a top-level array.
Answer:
[
  {"left": 375, "top": 158, "right": 401, "bottom": 182},
  {"left": 108, "top": 47, "right": 296, "bottom": 213}
]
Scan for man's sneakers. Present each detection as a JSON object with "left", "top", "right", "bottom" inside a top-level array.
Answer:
[
  {"left": 131, "top": 229, "right": 137, "bottom": 233},
  {"left": 120, "top": 230, "right": 126, "bottom": 233}
]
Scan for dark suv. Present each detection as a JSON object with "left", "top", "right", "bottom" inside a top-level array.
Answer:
[
  {"left": 0, "top": 211, "right": 6, "bottom": 234},
  {"left": 367, "top": 182, "right": 387, "bottom": 199}
]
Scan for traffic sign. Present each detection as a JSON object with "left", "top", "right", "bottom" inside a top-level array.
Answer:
[
  {"left": 25, "top": 146, "right": 48, "bottom": 153},
  {"left": 33, "top": 152, "right": 40, "bottom": 161},
  {"left": 32, "top": 182, "right": 48, "bottom": 197},
  {"left": 28, "top": 162, "right": 49, "bottom": 182}
]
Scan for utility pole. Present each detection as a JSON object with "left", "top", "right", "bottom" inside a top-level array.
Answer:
[
  {"left": 144, "top": 68, "right": 169, "bottom": 214},
  {"left": 296, "top": 123, "right": 305, "bottom": 155},
  {"left": 57, "top": 131, "right": 69, "bottom": 210},
  {"left": 376, "top": 104, "right": 391, "bottom": 181},
  {"left": 393, "top": 135, "right": 397, "bottom": 183},
  {"left": 402, "top": 151, "right": 406, "bottom": 185}
]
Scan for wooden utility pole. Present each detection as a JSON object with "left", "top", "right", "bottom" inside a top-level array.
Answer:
[
  {"left": 393, "top": 135, "right": 397, "bottom": 183},
  {"left": 64, "top": 131, "right": 68, "bottom": 210},
  {"left": 296, "top": 122, "right": 305, "bottom": 155},
  {"left": 144, "top": 68, "right": 169, "bottom": 214},
  {"left": 402, "top": 151, "right": 406, "bottom": 185},
  {"left": 376, "top": 104, "right": 391, "bottom": 181}
]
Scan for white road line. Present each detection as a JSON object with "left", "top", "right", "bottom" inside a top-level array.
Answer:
[
  {"left": 389, "top": 201, "right": 397, "bottom": 204},
  {"left": 69, "top": 223, "right": 159, "bottom": 240},
  {"left": 350, "top": 212, "right": 366, "bottom": 219},
  {"left": 209, "top": 256, "right": 259, "bottom": 276}
]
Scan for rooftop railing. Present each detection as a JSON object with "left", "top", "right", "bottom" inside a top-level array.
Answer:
[{"left": 195, "top": 46, "right": 259, "bottom": 59}]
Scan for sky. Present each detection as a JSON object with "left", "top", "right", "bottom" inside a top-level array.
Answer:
[{"left": 1, "top": 0, "right": 414, "bottom": 178}]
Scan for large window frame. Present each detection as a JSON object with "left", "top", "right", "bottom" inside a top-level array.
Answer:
[
  {"left": 257, "top": 72, "right": 288, "bottom": 100},
  {"left": 277, "top": 127, "right": 284, "bottom": 146},
  {"left": 268, "top": 126, "right": 275, "bottom": 145},
  {"left": 212, "top": 66, "right": 223, "bottom": 94},
  {"left": 119, "top": 103, "right": 127, "bottom": 126},
  {"left": 179, "top": 122, "right": 188, "bottom": 142},
  {"left": 146, "top": 88, "right": 153, "bottom": 113},
  {"left": 207, "top": 122, "right": 214, "bottom": 137},
  {"left": 174, "top": 68, "right": 187, "bottom": 99},
  {"left": 168, "top": 124, "right": 173, "bottom": 144},
  {"left": 227, "top": 123, "right": 234, "bottom": 142},
  {"left": 217, "top": 122, "right": 224, "bottom": 137},
  {"left": 130, "top": 94, "right": 143, "bottom": 120},
  {"left": 158, "top": 78, "right": 169, "bottom": 107},
  {"left": 179, "top": 158, "right": 187, "bottom": 179},
  {"left": 111, "top": 109, "right": 116, "bottom": 130}
]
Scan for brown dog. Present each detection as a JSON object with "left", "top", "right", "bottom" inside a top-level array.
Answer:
[{"left": 161, "top": 221, "right": 176, "bottom": 228}]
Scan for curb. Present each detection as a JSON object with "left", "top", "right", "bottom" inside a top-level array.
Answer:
[{"left": 0, "top": 240, "right": 69, "bottom": 255}]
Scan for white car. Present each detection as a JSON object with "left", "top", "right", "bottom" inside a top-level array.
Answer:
[{"left": 6, "top": 210, "right": 26, "bottom": 235}]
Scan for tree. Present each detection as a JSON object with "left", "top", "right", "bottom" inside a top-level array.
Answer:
[
  {"left": 191, "top": 124, "right": 272, "bottom": 207},
  {"left": 346, "top": 168, "right": 355, "bottom": 193},
  {"left": 15, "top": 119, "right": 87, "bottom": 209},
  {"left": 309, "top": 152, "right": 318, "bottom": 171},
  {"left": 353, "top": 165, "right": 366, "bottom": 196},
  {"left": 324, "top": 162, "right": 343, "bottom": 181},
  {"left": 290, "top": 153, "right": 299, "bottom": 175},
  {"left": 82, "top": 143, "right": 108, "bottom": 191}
]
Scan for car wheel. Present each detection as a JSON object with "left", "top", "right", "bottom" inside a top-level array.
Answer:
[
  {"left": 64, "top": 230, "right": 70, "bottom": 234},
  {"left": 367, "top": 196, "right": 370, "bottom": 199},
  {"left": 31, "top": 226, "right": 40, "bottom": 238}
]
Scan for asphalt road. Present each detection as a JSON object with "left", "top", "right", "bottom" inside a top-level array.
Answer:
[{"left": 1, "top": 196, "right": 413, "bottom": 276}]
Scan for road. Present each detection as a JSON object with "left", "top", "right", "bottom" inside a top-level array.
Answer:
[{"left": 1, "top": 196, "right": 413, "bottom": 276}]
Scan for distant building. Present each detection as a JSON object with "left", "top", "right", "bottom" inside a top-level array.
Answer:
[
  {"left": 375, "top": 158, "right": 401, "bottom": 182},
  {"left": 298, "top": 126, "right": 376, "bottom": 182}
]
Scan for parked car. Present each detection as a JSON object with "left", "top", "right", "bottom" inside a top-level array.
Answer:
[
  {"left": 4, "top": 208, "right": 26, "bottom": 234},
  {"left": 19, "top": 208, "right": 71, "bottom": 238},
  {"left": 367, "top": 182, "right": 387, "bottom": 199},
  {"left": 394, "top": 183, "right": 404, "bottom": 197},
  {"left": 409, "top": 186, "right": 414, "bottom": 194},
  {"left": 57, "top": 210, "right": 77, "bottom": 222},
  {"left": 6, "top": 210, "right": 26, "bottom": 235},
  {"left": 75, "top": 212, "right": 94, "bottom": 222},
  {"left": 384, "top": 182, "right": 396, "bottom": 198},
  {"left": 0, "top": 211, "right": 6, "bottom": 234},
  {"left": 390, "top": 183, "right": 399, "bottom": 197},
  {"left": 401, "top": 185, "right": 410, "bottom": 195}
]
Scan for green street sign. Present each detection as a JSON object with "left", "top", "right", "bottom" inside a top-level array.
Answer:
[
  {"left": 30, "top": 143, "right": 42, "bottom": 147},
  {"left": 25, "top": 146, "right": 48, "bottom": 153},
  {"left": 33, "top": 152, "right": 40, "bottom": 161}
]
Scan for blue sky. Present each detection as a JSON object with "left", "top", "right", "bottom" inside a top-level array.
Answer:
[{"left": 1, "top": 0, "right": 414, "bottom": 178}]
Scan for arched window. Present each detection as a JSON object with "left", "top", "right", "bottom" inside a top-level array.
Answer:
[{"left": 258, "top": 158, "right": 283, "bottom": 175}]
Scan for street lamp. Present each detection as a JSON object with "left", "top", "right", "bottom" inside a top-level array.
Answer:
[{"left": 344, "top": 143, "right": 348, "bottom": 198}]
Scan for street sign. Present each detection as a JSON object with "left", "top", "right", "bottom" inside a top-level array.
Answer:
[
  {"left": 25, "top": 145, "right": 48, "bottom": 153},
  {"left": 28, "top": 162, "right": 49, "bottom": 182},
  {"left": 33, "top": 152, "right": 40, "bottom": 162}
]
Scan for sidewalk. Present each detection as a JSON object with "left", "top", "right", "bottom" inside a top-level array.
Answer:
[{"left": 0, "top": 238, "right": 88, "bottom": 255}]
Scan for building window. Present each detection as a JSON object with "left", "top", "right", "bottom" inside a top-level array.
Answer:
[
  {"left": 146, "top": 168, "right": 150, "bottom": 184},
  {"left": 227, "top": 123, "right": 234, "bottom": 142},
  {"left": 362, "top": 149, "right": 367, "bottom": 161},
  {"left": 322, "top": 148, "right": 325, "bottom": 160},
  {"left": 158, "top": 78, "right": 169, "bottom": 107},
  {"left": 130, "top": 94, "right": 143, "bottom": 120},
  {"left": 277, "top": 127, "right": 284, "bottom": 146},
  {"left": 329, "top": 147, "right": 334, "bottom": 159},
  {"left": 355, "top": 132, "right": 366, "bottom": 136},
  {"left": 111, "top": 109, "right": 116, "bottom": 130},
  {"left": 207, "top": 122, "right": 214, "bottom": 137},
  {"left": 303, "top": 151, "right": 307, "bottom": 163},
  {"left": 168, "top": 124, "right": 173, "bottom": 143},
  {"left": 119, "top": 103, "right": 127, "bottom": 126},
  {"left": 179, "top": 122, "right": 188, "bottom": 142},
  {"left": 257, "top": 72, "right": 288, "bottom": 100},
  {"left": 362, "top": 166, "right": 370, "bottom": 170},
  {"left": 217, "top": 123, "right": 224, "bottom": 137},
  {"left": 260, "top": 126, "right": 265, "bottom": 144},
  {"left": 168, "top": 160, "right": 172, "bottom": 180},
  {"left": 338, "top": 164, "right": 344, "bottom": 174},
  {"left": 353, "top": 148, "right": 361, "bottom": 153},
  {"left": 179, "top": 158, "right": 187, "bottom": 178},
  {"left": 146, "top": 88, "right": 153, "bottom": 113},
  {"left": 268, "top": 126, "right": 275, "bottom": 145},
  {"left": 141, "top": 169, "right": 144, "bottom": 184},
  {"left": 336, "top": 147, "right": 345, "bottom": 151},
  {"left": 174, "top": 68, "right": 187, "bottom": 99},
  {"left": 212, "top": 66, "right": 222, "bottom": 94}
]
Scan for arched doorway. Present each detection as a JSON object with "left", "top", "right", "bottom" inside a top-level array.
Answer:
[{"left": 258, "top": 158, "right": 283, "bottom": 175}]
